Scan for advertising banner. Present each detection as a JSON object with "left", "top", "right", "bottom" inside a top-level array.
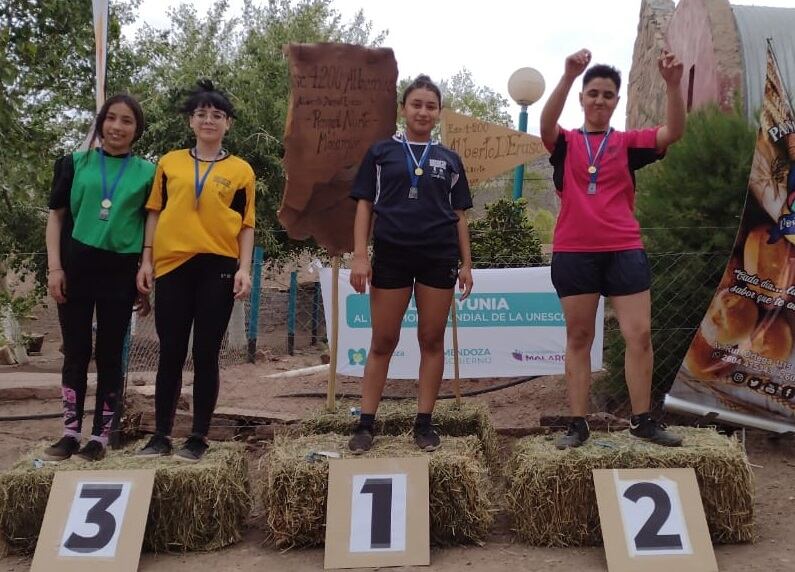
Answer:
[
  {"left": 666, "top": 43, "right": 795, "bottom": 433},
  {"left": 319, "top": 266, "right": 604, "bottom": 379}
]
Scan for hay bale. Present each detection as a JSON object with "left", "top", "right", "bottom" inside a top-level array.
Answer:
[
  {"left": 506, "top": 427, "right": 754, "bottom": 546},
  {"left": 301, "top": 400, "right": 498, "bottom": 469},
  {"left": 0, "top": 441, "right": 250, "bottom": 554},
  {"left": 260, "top": 433, "right": 493, "bottom": 548}
]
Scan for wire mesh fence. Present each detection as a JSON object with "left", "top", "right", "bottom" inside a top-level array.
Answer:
[{"left": 1, "top": 234, "right": 733, "bottom": 414}]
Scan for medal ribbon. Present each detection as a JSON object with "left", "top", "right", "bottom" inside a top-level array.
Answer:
[
  {"left": 401, "top": 134, "right": 433, "bottom": 190},
  {"left": 582, "top": 127, "right": 613, "bottom": 186},
  {"left": 99, "top": 149, "right": 131, "bottom": 206},
  {"left": 193, "top": 148, "right": 223, "bottom": 205}
]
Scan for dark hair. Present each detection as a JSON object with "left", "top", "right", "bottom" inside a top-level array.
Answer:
[
  {"left": 401, "top": 74, "right": 442, "bottom": 107},
  {"left": 94, "top": 94, "right": 145, "bottom": 143},
  {"left": 181, "top": 79, "right": 236, "bottom": 118},
  {"left": 583, "top": 64, "right": 622, "bottom": 92}
]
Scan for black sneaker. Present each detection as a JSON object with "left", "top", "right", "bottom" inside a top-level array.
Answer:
[
  {"left": 174, "top": 435, "right": 209, "bottom": 463},
  {"left": 137, "top": 434, "right": 173, "bottom": 457},
  {"left": 74, "top": 440, "right": 106, "bottom": 462},
  {"left": 348, "top": 425, "right": 374, "bottom": 455},
  {"left": 413, "top": 425, "right": 441, "bottom": 452},
  {"left": 630, "top": 415, "right": 683, "bottom": 447},
  {"left": 42, "top": 436, "right": 80, "bottom": 461},
  {"left": 555, "top": 419, "right": 590, "bottom": 450}
]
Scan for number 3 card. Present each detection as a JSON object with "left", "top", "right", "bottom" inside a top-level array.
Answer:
[
  {"left": 324, "top": 457, "right": 430, "bottom": 569},
  {"left": 593, "top": 468, "right": 718, "bottom": 572},
  {"left": 31, "top": 470, "right": 155, "bottom": 572}
]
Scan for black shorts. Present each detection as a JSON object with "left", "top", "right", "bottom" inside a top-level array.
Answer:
[
  {"left": 371, "top": 242, "right": 459, "bottom": 290},
  {"left": 551, "top": 249, "right": 651, "bottom": 298}
]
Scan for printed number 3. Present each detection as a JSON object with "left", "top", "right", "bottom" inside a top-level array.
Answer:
[
  {"left": 64, "top": 484, "right": 123, "bottom": 553},
  {"left": 623, "top": 482, "right": 683, "bottom": 551},
  {"left": 360, "top": 478, "right": 392, "bottom": 549}
]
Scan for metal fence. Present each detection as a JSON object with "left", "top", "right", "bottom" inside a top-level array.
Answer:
[{"left": 1, "top": 241, "right": 733, "bottom": 414}]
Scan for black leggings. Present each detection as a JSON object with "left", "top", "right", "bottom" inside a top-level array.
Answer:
[
  {"left": 58, "top": 259, "right": 137, "bottom": 440},
  {"left": 153, "top": 254, "right": 236, "bottom": 437}
]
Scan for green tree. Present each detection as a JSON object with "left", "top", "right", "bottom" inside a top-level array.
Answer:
[
  {"left": 469, "top": 198, "right": 543, "bottom": 268},
  {"left": 127, "top": 0, "right": 384, "bottom": 260},
  {"left": 596, "top": 104, "right": 756, "bottom": 409}
]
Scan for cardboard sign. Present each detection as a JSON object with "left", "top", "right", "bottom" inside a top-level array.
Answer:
[
  {"left": 593, "top": 468, "right": 717, "bottom": 572},
  {"left": 279, "top": 43, "right": 398, "bottom": 255},
  {"left": 31, "top": 470, "right": 155, "bottom": 572},
  {"left": 440, "top": 108, "right": 547, "bottom": 187},
  {"left": 324, "top": 457, "right": 430, "bottom": 569}
]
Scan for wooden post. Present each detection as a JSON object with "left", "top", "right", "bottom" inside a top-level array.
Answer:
[
  {"left": 327, "top": 256, "right": 340, "bottom": 412},
  {"left": 450, "top": 296, "right": 461, "bottom": 407}
]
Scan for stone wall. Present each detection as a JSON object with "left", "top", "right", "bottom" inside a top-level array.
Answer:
[
  {"left": 626, "top": 0, "right": 674, "bottom": 130},
  {"left": 627, "top": 0, "right": 744, "bottom": 130}
]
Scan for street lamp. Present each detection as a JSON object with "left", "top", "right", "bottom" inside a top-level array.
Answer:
[{"left": 508, "top": 67, "right": 545, "bottom": 200}]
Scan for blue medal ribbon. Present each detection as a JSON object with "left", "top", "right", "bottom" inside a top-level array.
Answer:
[
  {"left": 193, "top": 148, "right": 223, "bottom": 207},
  {"left": 98, "top": 149, "right": 131, "bottom": 209},
  {"left": 401, "top": 134, "right": 433, "bottom": 195},
  {"left": 582, "top": 127, "right": 613, "bottom": 195}
]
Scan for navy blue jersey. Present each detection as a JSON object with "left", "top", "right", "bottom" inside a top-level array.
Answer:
[{"left": 351, "top": 134, "right": 472, "bottom": 259}]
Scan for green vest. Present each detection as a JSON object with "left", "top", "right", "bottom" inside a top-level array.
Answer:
[{"left": 70, "top": 149, "right": 155, "bottom": 254}]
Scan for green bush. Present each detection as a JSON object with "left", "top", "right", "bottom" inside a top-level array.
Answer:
[{"left": 468, "top": 198, "right": 544, "bottom": 268}]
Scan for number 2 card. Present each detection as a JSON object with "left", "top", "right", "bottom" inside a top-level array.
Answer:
[
  {"left": 593, "top": 468, "right": 718, "bottom": 572},
  {"left": 324, "top": 457, "right": 430, "bottom": 569},
  {"left": 32, "top": 470, "right": 155, "bottom": 572}
]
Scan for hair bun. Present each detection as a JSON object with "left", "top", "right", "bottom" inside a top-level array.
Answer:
[{"left": 197, "top": 79, "right": 215, "bottom": 91}]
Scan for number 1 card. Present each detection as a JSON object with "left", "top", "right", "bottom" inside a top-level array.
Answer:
[
  {"left": 31, "top": 470, "right": 155, "bottom": 572},
  {"left": 593, "top": 468, "right": 718, "bottom": 572},
  {"left": 324, "top": 457, "right": 430, "bottom": 569}
]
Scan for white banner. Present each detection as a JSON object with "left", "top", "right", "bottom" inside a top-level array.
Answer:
[{"left": 319, "top": 266, "right": 604, "bottom": 379}]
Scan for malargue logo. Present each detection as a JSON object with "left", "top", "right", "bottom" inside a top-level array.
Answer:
[
  {"left": 348, "top": 348, "right": 366, "bottom": 366},
  {"left": 512, "top": 349, "right": 565, "bottom": 362}
]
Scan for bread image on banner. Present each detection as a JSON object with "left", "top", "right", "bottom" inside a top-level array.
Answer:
[{"left": 668, "top": 43, "right": 795, "bottom": 431}]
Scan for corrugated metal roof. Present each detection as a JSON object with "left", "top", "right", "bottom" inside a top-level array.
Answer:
[{"left": 732, "top": 4, "right": 795, "bottom": 121}]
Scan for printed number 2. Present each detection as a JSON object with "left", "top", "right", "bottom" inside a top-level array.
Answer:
[
  {"left": 63, "top": 484, "right": 123, "bottom": 554},
  {"left": 360, "top": 478, "right": 392, "bottom": 549},
  {"left": 623, "top": 482, "right": 683, "bottom": 551}
]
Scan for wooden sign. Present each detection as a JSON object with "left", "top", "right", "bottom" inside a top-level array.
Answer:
[
  {"left": 593, "top": 468, "right": 718, "bottom": 572},
  {"left": 31, "top": 470, "right": 155, "bottom": 572},
  {"left": 280, "top": 43, "right": 398, "bottom": 255},
  {"left": 440, "top": 108, "right": 546, "bottom": 186},
  {"left": 324, "top": 457, "right": 430, "bottom": 569}
]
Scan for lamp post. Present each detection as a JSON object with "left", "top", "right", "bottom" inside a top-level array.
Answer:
[{"left": 508, "top": 67, "right": 545, "bottom": 200}]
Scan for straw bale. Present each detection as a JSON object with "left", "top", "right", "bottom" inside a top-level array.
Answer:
[
  {"left": 260, "top": 433, "right": 494, "bottom": 548},
  {"left": 301, "top": 400, "right": 499, "bottom": 469},
  {"left": 506, "top": 427, "right": 754, "bottom": 546},
  {"left": 0, "top": 441, "right": 250, "bottom": 554}
]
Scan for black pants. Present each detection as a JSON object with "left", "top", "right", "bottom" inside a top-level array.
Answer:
[
  {"left": 153, "top": 254, "right": 236, "bottom": 437},
  {"left": 58, "top": 251, "right": 137, "bottom": 439}
]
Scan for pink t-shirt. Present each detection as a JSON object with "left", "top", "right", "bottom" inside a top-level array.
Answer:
[{"left": 546, "top": 127, "right": 661, "bottom": 252}]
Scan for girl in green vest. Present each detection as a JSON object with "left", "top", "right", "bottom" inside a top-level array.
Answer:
[{"left": 42, "top": 94, "right": 155, "bottom": 462}]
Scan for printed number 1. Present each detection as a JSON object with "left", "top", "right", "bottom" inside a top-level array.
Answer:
[
  {"left": 63, "top": 484, "right": 123, "bottom": 554},
  {"left": 623, "top": 482, "right": 684, "bottom": 551},
  {"left": 360, "top": 478, "right": 393, "bottom": 549}
]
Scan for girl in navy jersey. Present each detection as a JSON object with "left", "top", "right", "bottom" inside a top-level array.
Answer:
[
  {"left": 42, "top": 95, "right": 155, "bottom": 462},
  {"left": 348, "top": 75, "right": 473, "bottom": 453}
]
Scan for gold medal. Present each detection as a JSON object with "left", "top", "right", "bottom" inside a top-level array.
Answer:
[
  {"left": 101, "top": 198, "right": 112, "bottom": 209},
  {"left": 587, "top": 165, "right": 597, "bottom": 175},
  {"left": 415, "top": 167, "right": 424, "bottom": 176}
]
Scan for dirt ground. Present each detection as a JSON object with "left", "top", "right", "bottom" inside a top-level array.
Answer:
[{"left": 1, "top": 304, "right": 794, "bottom": 570}]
